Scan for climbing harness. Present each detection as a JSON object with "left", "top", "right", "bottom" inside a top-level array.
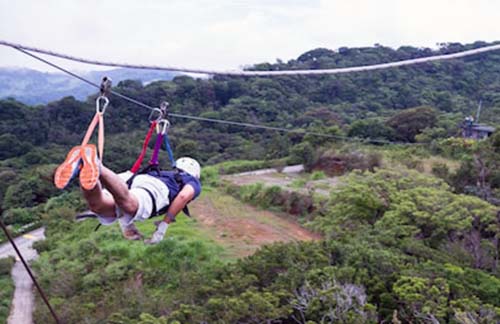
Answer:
[
  {"left": 94, "top": 102, "right": 184, "bottom": 231},
  {"left": 125, "top": 102, "right": 191, "bottom": 221},
  {"left": 128, "top": 102, "right": 174, "bottom": 178}
]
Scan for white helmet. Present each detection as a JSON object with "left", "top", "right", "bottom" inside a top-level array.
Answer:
[{"left": 176, "top": 157, "right": 201, "bottom": 179}]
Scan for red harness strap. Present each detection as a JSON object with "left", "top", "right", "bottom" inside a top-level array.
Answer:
[{"left": 130, "top": 120, "right": 158, "bottom": 173}]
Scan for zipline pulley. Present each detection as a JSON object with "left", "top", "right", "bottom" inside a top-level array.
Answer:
[
  {"left": 100, "top": 76, "right": 112, "bottom": 96},
  {"left": 96, "top": 77, "right": 112, "bottom": 113},
  {"left": 160, "top": 101, "right": 169, "bottom": 116}
]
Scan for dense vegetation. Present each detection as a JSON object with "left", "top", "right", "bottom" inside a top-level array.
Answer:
[
  {"left": 32, "top": 164, "right": 500, "bottom": 323},
  {"left": 0, "top": 256, "right": 14, "bottom": 323},
  {"left": 0, "top": 41, "right": 500, "bottom": 322}
]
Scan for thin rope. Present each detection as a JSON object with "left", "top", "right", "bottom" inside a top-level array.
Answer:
[
  {"left": 14, "top": 47, "right": 419, "bottom": 146},
  {"left": 3, "top": 39, "right": 500, "bottom": 76},
  {"left": 0, "top": 220, "right": 61, "bottom": 323}
]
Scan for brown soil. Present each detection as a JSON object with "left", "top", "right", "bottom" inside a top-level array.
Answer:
[{"left": 189, "top": 192, "right": 321, "bottom": 258}]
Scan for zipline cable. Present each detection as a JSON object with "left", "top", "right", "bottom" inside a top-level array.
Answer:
[
  {"left": 15, "top": 47, "right": 416, "bottom": 145},
  {"left": 2, "top": 39, "right": 500, "bottom": 76},
  {"left": 0, "top": 220, "right": 61, "bottom": 324}
]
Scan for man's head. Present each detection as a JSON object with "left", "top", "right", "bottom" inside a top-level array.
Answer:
[{"left": 176, "top": 157, "right": 201, "bottom": 179}]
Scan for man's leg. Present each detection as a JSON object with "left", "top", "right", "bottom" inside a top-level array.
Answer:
[
  {"left": 81, "top": 167, "right": 143, "bottom": 240},
  {"left": 95, "top": 166, "right": 143, "bottom": 240},
  {"left": 98, "top": 166, "right": 139, "bottom": 217},
  {"left": 81, "top": 181, "right": 116, "bottom": 218}
]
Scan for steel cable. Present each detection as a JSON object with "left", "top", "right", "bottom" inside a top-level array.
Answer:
[{"left": 2, "top": 39, "right": 500, "bottom": 76}]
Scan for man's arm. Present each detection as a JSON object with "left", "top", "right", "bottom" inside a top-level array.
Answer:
[
  {"left": 145, "top": 184, "right": 196, "bottom": 244},
  {"left": 163, "top": 184, "right": 196, "bottom": 224}
]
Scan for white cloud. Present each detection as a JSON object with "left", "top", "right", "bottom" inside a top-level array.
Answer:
[{"left": 0, "top": 0, "right": 499, "bottom": 72}]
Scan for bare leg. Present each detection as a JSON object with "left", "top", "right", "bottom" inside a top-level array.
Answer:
[
  {"left": 82, "top": 166, "right": 142, "bottom": 240},
  {"left": 81, "top": 181, "right": 116, "bottom": 217},
  {"left": 99, "top": 166, "right": 139, "bottom": 216}
]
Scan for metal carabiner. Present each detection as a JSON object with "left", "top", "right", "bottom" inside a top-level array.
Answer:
[
  {"left": 160, "top": 101, "right": 169, "bottom": 114},
  {"left": 156, "top": 119, "right": 171, "bottom": 135},
  {"left": 96, "top": 95, "right": 109, "bottom": 114},
  {"left": 148, "top": 108, "right": 163, "bottom": 123}
]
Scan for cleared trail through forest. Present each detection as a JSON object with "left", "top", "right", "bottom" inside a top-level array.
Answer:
[
  {"left": 190, "top": 191, "right": 321, "bottom": 258},
  {"left": 190, "top": 165, "right": 325, "bottom": 258},
  {"left": 0, "top": 227, "right": 45, "bottom": 324}
]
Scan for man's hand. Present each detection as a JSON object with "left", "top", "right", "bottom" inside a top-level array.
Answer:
[{"left": 144, "top": 221, "right": 169, "bottom": 245}]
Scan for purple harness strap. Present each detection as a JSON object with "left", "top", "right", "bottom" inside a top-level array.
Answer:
[{"left": 149, "top": 132, "right": 163, "bottom": 166}]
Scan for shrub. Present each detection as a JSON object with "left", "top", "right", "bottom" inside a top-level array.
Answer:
[
  {"left": 432, "top": 162, "right": 450, "bottom": 181},
  {"left": 284, "top": 191, "right": 314, "bottom": 216},
  {"left": 310, "top": 170, "right": 326, "bottom": 180},
  {"left": 1, "top": 207, "right": 37, "bottom": 225},
  {"left": 348, "top": 118, "right": 396, "bottom": 141},
  {"left": 0, "top": 256, "right": 14, "bottom": 323},
  {"left": 400, "top": 157, "right": 424, "bottom": 172},
  {"left": 200, "top": 166, "right": 219, "bottom": 187},
  {"left": 310, "top": 149, "right": 381, "bottom": 176},
  {"left": 0, "top": 257, "right": 14, "bottom": 276},
  {"left": 386, "top": 106, "right": 438, "bottom": 142},
  {"left": 288, "top": 142, "right": 315, "bottom": 166},
  {"left": 290, "top": 178, "right": 307, "bottom": 188},
  {"left": 257, "top": 186, "right": 283, "bottom": 209},
  {"left": 226, "top": 182, "right": 315, "bottom": 217},
  {"left": 434, "top": 137, "right": 477, "bottom": 159},
  {"left": 238, "top": 182, "right": 265, "bottom": 202}
]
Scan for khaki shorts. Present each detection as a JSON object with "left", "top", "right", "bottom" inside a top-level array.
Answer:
[{"left": 96, "top": 171, "right": 170, "bottom": 226}]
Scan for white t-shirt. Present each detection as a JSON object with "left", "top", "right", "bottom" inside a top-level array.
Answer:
[{"left": 97, "top": 171, "right": 170, "bottom": 226}]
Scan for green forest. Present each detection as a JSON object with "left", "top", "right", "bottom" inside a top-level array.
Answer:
[{"left": 1, "top": 41, "right": 500, "bottom": 323}]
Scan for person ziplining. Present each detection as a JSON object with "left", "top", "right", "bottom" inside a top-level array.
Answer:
[{"left": 53, "top": 78, "right": 201, "bottom": 244}]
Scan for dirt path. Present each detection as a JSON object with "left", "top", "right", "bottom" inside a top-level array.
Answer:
[
  {"left": 0, "top": 227, "right": 45, "bottom": 324},
  {"left": 190, "top": 191, "right": 321, "bottom": 258}
]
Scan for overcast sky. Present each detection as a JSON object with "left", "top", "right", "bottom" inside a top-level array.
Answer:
[{"left": 0, "top": 0, "right": 499, "bottom": 72}]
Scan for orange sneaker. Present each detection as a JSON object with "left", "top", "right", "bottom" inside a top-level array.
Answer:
[
  {"left": 54, "top": 146, "right": 82, "bottom": 189},
  {"left": 79, "top": 144, "right": 100, "bottom": 190}
]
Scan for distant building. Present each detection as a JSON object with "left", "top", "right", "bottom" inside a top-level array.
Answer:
[{"left": 462, "top": 117, "right": 496, "bottom": 140}]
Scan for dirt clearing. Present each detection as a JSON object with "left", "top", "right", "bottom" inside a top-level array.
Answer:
[{"left": 189, "top": 190, "right": 321, "bottom": 258}]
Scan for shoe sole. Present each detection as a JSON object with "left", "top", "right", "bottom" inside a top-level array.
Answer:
[
  {"left": 80, "top": 144, "right": 100, "bottom": 190},
  {"left": 54, "top": 146, "right": 82, "bottom": 189}
]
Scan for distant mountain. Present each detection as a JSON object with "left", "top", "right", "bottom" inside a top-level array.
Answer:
[{"left": 0, "top": 67, "right": 179, "bottom": 105}]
